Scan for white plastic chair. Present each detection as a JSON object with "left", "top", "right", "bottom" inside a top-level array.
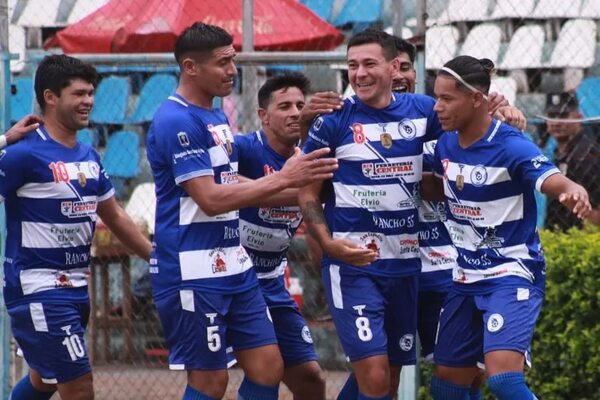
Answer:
[
  {"left": 446, "top": 0, "right": 490, "bottom": 22},
  {"left": 17, "top": 0, "right": 63, "bottom": 27},
  {"left": 580, "top": 0, "right": 600, "bottom": 19},
  {"left": 125, "top": 183, "right": 156, "bottom": 235},
  {"left": 425, "top": 25, "right": 460, "bottom": 70},
  {"left": 547, "top": 19, "right": 597, "bottom": 68},
  {"left": 489, "top": 0, "right": 536, "bottom": 20},
  {"left": 531, "top": 0, "right": 583, "bottom": 19},
  {"left": 499, "top": 25, "right": 545, "bottom": 69},
  {"left": 460, "top": 23, "right": 502, "bottom": 65},
  {"left": 489, "top": 77, "right": 517, "bottom": 106},
  {"left": 67, "top": 0, "right": 110, "bottom": 24},
  {"left": 9, "top": 24, "right": 26, "bottom": 73}
]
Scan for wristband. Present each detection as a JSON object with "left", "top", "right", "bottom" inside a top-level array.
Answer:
[{"left": 0, "top": 134, "right": 7, "bottom": 149}]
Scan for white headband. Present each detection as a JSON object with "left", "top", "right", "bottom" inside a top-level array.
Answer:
[{"left": 439, "top": 67, "right": 488, "bottom": 100}]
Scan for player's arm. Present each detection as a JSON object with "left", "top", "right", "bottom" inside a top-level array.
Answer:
[
  {"left": 0, "top": 114, "right": 43, "bottom": 148},
  {"left": 298, "top": 181, "right": 377, "bottom": 266},
  {"left": 541, "top": 174, "right": 591, "bottom": 219},
  {"left": 182, "top": 147, "right": 337, "bottom": 216},
  {"left": 299, "top": 92, "right": 343, "bottom": 144},
  {"left": 421, "top": 172, "right": 445, "bottom": 201},
  {"left": 237, "top": 174, "right": 300, "bottom": 206},
  {"left": 493, "top": 105, "right": 527, "bottom": 131},
  {"left": 97, "top": 197, "right": 153, "bottom": 261},
  {"left": 586, "top": 208, "right": 600, "bottom": 227}
]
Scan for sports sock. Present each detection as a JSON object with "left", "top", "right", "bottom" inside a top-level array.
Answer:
[{"left": 488, "top": 372, "right": 536, "bottom": 400}]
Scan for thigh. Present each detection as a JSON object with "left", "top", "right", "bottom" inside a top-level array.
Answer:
[
  {"left": 154, "top": 289, "right": 230, "bottom": 370},
  {"left": 433, "top": 292, "right": 483, "bottom": 368},
  {"left": 382, "top": 275, "right": 418, "bottom": 366},
  {"left": 8, "top": 301, "right": 91, "bottom": 384},
  {"left": 417, "top": 290, "right": 448, "bottom": 361},
  {"left": 478, "top": 287, "right": 544, "bottom": 361},
  {"left": 226, "top": 285, "right": 278, "bottom": 352},
  {"left": 322, "top": 264, "right": 387, "bottom": 362},
  {"left": 270, "top": 305, "right": 318, "bottom": 368}
]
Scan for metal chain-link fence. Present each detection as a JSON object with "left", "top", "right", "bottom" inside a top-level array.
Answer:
[{"left": 2, "top": 0, "right": 599, "bottom": 399}]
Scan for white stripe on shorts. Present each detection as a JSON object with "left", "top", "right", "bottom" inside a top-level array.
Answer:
[
  {"left": 180, "top": 290, "right": 195, "bottom": 312},
  {"left": 29, "top": 303, "right": 49, "bottom": 332},
  {"left": 329, "top": 264, "right": 344, "bottom": 309}
]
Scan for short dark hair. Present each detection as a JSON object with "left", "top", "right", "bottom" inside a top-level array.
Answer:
[
  {"left": 174, "top": 22, "right": 233, "bottom": 64},
  {"left": 393, "top": 36, "right": 416, "bottom": 63},
  {"left": 438, "top": 55, "right": 494, "bottom": 94},
  {"left": 257, "top": 73, "right": 310, "bottom": 109},
  {"left": 34, "top": 54, "right": 99, "bottom": 112},
  {"left": 347, "top": 29, "right": 397, "bottom": 61}
]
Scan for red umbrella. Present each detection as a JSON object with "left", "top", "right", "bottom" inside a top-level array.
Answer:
[{"left": 48, "top": 0, "right": 344, "bottom": 53}]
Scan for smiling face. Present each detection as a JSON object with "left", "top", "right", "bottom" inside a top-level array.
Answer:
[
  {"left": 260, "top": 86, "right": 305, "bottom": 146},
  {"left": 45, "top": 78, "right": 95, "bottom": 131},
  {"left": 392, "top": 51, "right": 416, "bottom": 93},
  {"left": 347, "top": 43, "right": 399, "bottom": 108}
]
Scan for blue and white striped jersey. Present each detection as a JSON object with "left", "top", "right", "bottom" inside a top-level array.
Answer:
[
  {"left": 147, "top": 95, "right": 255, "bottom": 298},
  {"left": 302, "top": 93, "right": 443, "bottom": 277},
  {"left": 236, "top": 131, "right": 302, "bottom": 280},
  {"left": 0, "top": 127, "right": 114, "bottom": 307},
  {"left": 418, "top": 140, "right": 455, "bottom": 292},
  {"left": 432, "top": 119, "right": 559, "bottom": 294}
]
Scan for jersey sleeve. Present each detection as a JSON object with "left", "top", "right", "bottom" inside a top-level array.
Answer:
[
  {"left": 157, "top": 114, "right": 215, "bottom": 185},
  {"left": 431, "top": 137, "right": 445, "bottom": 177},
  {"left": 505, "top": 134, "right": 561, "bottom": 192},
  {"left": 422, "top": 140, "right": 437, "bottom": 173},
  {"left": 234, "top": 133, "right": 255, "bottom": 175},
  {"left": 92, "top": 150, "right": 115, "bottom": 202},
  {"left": 0, "top": 145, "right": 28, "bottom": 202},
  {"left": 302, "top": 114, "right": 339, "bottom": 155}
]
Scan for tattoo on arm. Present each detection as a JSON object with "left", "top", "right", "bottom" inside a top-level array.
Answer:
[{"left": 303, "top": 201, "right": 326, "bottom": 224}]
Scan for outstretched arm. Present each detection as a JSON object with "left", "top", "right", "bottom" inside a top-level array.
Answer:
[
  {"left": 541, "top": 174, "right": 591, "bottom": 220},
  {"left": 183, "top": 147, "right": 337, "bottom": 216}
]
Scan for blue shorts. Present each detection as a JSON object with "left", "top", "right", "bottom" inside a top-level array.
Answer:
[
  {"left": 8, "top": 301, "right": 91, "bottom": 384},
  {"left": 322, "top": 264, "right": 417, "bottom": 366},
  {"left": 417, "top": 290, "right": 447, "bottom": 361},
  {"left": 434, "top": 287, "right": 543, "bottom": 367},
  {"left": 155, "top": 285, "right": 277, "bottom": 370},
  {"left": 260, "top": 277, "right": 318, "bottom": 367}
]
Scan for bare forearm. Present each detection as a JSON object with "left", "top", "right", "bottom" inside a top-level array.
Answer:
[
  {"left": 238, "top": 175, "right": 299, "bottom": 207},
  {"left": 298, "top": 189, "right": 331, "bottom": 249},
  {"left": 185, "top": 173, "right": 290, "bottom": 216},
  {"left": 541, "top": 174, "right": 578, "bottom": 199},
  {"left": 421, "top": 173, "right": 445, "bottom": 201}
]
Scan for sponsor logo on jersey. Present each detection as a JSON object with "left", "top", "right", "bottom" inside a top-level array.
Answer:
[
  {"left": 88, "top": 162, "right": 100, "bottom": 179},
  {"left": 360, "top": 232, "right": 383, "bottom": 256},
  {"left": 258, "top": 207, "right": 302, "bottom": 226},
  {"left": 397, "top": 119, "right": 417, "bottom": 141},
  {"left": 61, "top": 200, "right": 97, "bottom": 218},
  {"left": 313, "top": 117, "right": 323, "bottom": 131},
  {"left": 427, "top": 250, "right": 455, "bottom": 266},
  {"left": 210, "top": 248, "right": 227, "bottom": 273},
  {"left": 362, "top": 161, "right": 414, "bottom": 180},
  {"left": 220, "top": 170, "right": 239, "bottom": 184},
  {"left": 399, "top": 238, "right": 419, "bottom": 256},
  {"left": 177, "top": 131, "right": 190, "bottom": 147},
  {"left": 476, "top": 226, "right": 504, "bottom": 249},
  {"left": 448, "top": 202, "right": 484, "bottom": 221}
]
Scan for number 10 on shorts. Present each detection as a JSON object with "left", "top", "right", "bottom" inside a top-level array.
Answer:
[{"left": 61, "top": 325, "right": 85, "bottom": 361}]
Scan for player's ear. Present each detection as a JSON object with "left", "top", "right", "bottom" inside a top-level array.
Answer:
[
  {"left": 390, "top": 56, "right": 400, "bottom": 77},
  {"left": 43, "top": 89, "right": 58, "bottom": 108},
  {"left": 258, "top": 108, "right": 269, "bottom": 126},
  {"left": 473, "top": 91, "right": 485, "bottom": 109},
  {"left": 181, "top": 57, "right": 198, "bottom": 75}
]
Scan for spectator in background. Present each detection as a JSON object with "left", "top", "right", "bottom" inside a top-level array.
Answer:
[{"left": 544, "top": 93, "right": 600, "bottom": 231}]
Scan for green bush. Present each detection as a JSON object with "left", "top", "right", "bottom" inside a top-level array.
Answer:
[
  {"left": 529, "top": 227, "right": 600, "bottom": 399},
  {"left": 418, "top": 227, "right": 600, "bottom": 399}
]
